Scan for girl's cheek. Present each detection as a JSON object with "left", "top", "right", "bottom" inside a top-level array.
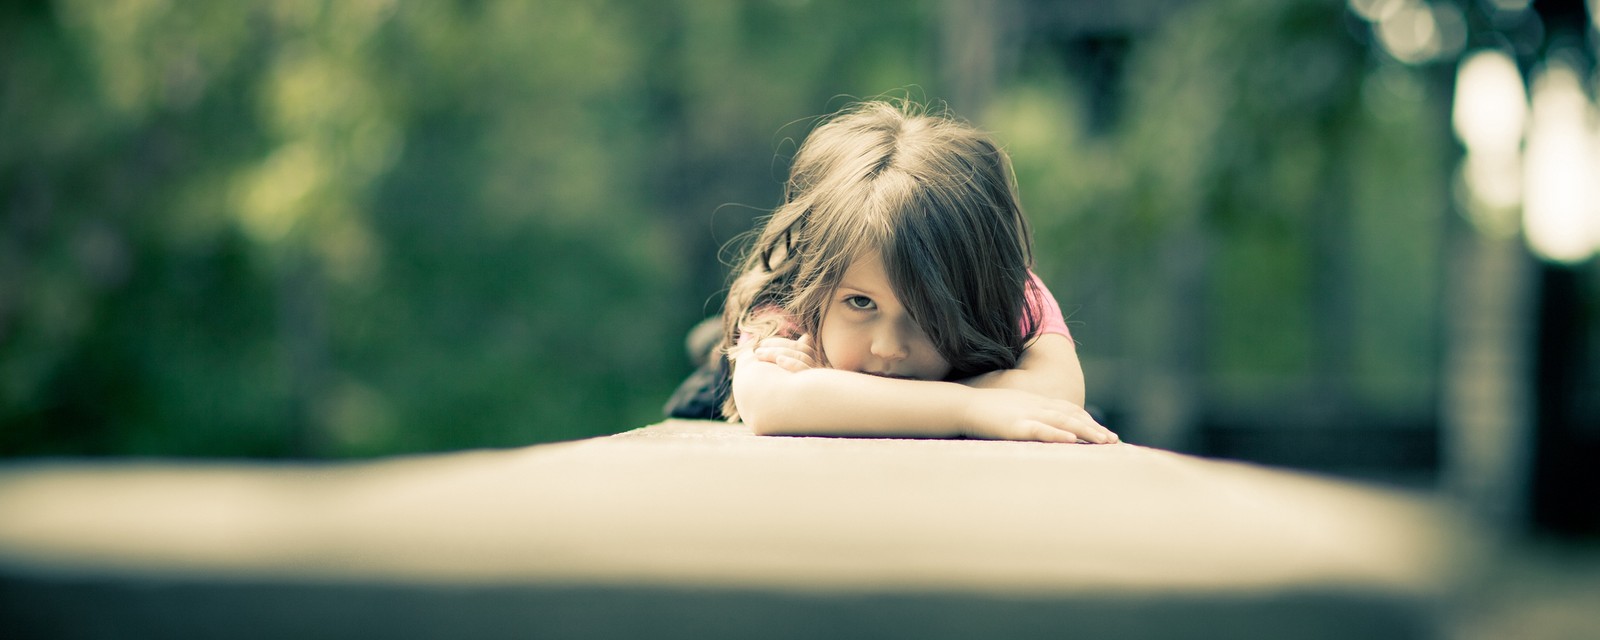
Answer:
[{"left": 814, "top": 340, "right": 837, "bottom": 369}]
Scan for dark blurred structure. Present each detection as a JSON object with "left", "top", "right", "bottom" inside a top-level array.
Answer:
[
  {"left": 1520, "top": 1, "right": 1600, "bottom": 538},
  {"left": 1532, "top": 263, "right": 1600, "bottom": 534}
]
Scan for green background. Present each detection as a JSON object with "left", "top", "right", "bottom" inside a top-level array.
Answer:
[{"left": 0, "top": 0, "right": 1578, "bottom": 461}]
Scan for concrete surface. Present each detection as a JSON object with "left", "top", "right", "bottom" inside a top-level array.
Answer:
[{"left": 0, "top": 420, "right": 1468, "bottom": 639}]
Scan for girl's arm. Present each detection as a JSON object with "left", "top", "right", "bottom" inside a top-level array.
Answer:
[
  {"left": 959, "top": 333, "right": 1088, "bottom": 405},
  {"left": 732, "top": 338, "right": 1114, "bottom": 443},
  {"left": 957, "top": 334, "right": 1117, "bottom": 443}
]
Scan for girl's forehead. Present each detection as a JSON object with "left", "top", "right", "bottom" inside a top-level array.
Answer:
[{"left": 841, "top": 250, "right": 889, "bottom": 278}]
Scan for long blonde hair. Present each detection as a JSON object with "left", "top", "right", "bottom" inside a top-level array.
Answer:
[{"left": 720, "top": 100, "right": 1041, "bottom": 419}]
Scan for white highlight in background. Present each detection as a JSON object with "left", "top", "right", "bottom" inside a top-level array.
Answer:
[
  {"left": 1355, "top": 0, "right": 1465, "bottom": 64},
  {"left": 1452, "top": 49, "right": 1527, "bottom": 231},
  {"left": 1523, "top": 55, "right": 1599, "bottom": 264}
]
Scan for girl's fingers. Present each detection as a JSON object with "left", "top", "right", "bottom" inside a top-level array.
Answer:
[
  {"left": 1026, "top": 421, "right": 1081, "bottom": 444},
  {"left": 753, "top": 346, "right": 817, "bottom": 372},
  {"left": 1072, "top": 418, "right": 1112, "bottom": 444},
  {"left": 1042, "top": 409, "right": 1117, "bottom": 444},
  {"left": 755, "top": 336, "right": 819, "bottom": 372},
  {"left": 1050, "top": 404, "right": 1119, "bottom": 445},
  {"left": 1085, "top": 418, "right": 1119, "bottom": 443}
]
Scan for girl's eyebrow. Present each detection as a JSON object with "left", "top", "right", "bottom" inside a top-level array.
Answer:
[{"left": 836, "top": 281, "right": 880, "bottom": 295}]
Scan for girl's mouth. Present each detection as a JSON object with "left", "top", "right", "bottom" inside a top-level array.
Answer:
[{"left": 865, "top": 371, "right": 913, "bottom": 380}]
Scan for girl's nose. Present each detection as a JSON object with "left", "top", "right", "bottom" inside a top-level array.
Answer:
[{"left": 871, "top": 329, "right": 908, "bottom": 362}]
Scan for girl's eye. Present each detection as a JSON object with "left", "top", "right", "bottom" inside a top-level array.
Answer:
[{"left": 844, "top": 295, "right": 876, "bottom": 311}]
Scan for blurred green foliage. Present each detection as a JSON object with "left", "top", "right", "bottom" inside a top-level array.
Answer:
[
  {"left": 1, "top": 0, "right": 1450, "bottom": 457},
  {"left": 0, "top": 0, "right": 953, "bottom": 457},
  {"left": 993, "top": 0, "right": 1448, "bottom": 429}
]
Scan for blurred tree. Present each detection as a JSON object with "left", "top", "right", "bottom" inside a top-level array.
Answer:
[{"left": 1, "top": 0, "right": 688, "bottom": 457}]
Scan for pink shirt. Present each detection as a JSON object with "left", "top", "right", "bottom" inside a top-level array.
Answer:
[{"left": 1026, "top": 272, "right": 1072, "bottom": 339}]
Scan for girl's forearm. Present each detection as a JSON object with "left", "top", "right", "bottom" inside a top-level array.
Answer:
[
  {"left": 959, "top": 334, "right": 1087, "bottom": 405},
  {"left": 738, "top": 367, "right": 974, "bottom": 438},
  {"left": 960, "top": 367, "right": 1086, "bottom": 406},
  {"left": 732, "top": 355, "right": 1115, "bottom": 444}
]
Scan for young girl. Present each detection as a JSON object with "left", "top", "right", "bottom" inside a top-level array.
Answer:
[{"left": 666, "top": 100, "right": 1116, "bottom": 445}]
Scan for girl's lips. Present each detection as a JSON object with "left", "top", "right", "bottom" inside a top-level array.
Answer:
[{"left": 865, "top": 371, "right": 913, "bottom": 380}]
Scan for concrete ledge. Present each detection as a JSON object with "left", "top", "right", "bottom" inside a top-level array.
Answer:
[{"left": 0, "top": 420, "right": 1467, "bottom": 638}]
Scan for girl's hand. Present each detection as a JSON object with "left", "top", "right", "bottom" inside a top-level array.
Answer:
[
  {"left": 962, "top": 388, "right": 1119, "bottom": 444},
  {"left": 752, "top": 334, "right": 821, "bottom": 373}
]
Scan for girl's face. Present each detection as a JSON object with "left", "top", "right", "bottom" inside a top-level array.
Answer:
[{"left": 816, "top": 251, "right": 951, "bottom": 381}]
